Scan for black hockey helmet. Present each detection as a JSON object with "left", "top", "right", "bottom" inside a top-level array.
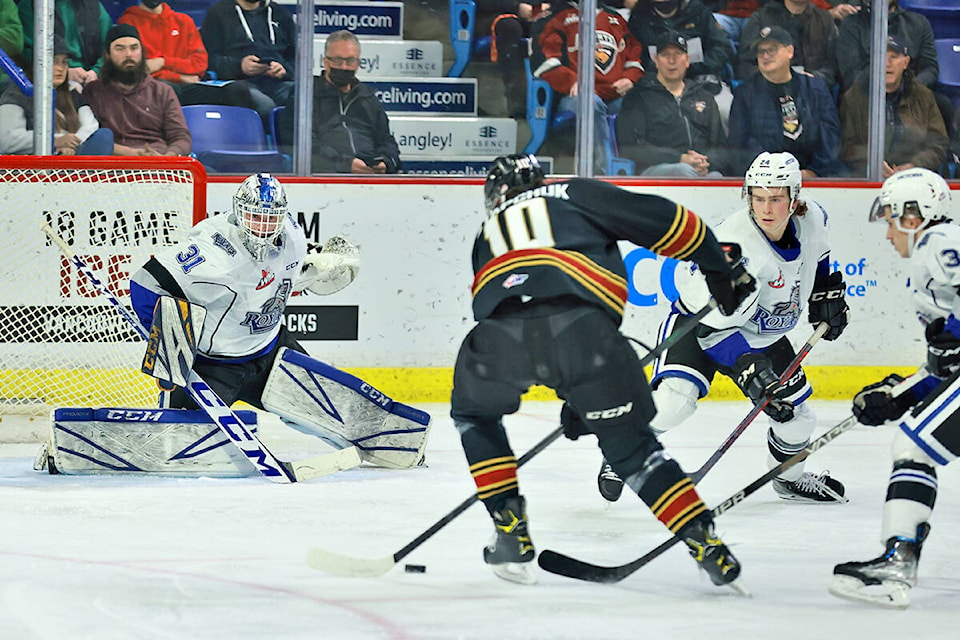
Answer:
[{"left": 484, "top": 154, "right": 546, "bottom": 213}]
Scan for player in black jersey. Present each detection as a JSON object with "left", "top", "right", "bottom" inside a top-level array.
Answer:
[{"left": 451, "top": 153, "right": 756, "bottom": 588}]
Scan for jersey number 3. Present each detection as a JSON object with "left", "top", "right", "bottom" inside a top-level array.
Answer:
[{"left": 482, "top": 198, "right": 556, "bottom": 257}]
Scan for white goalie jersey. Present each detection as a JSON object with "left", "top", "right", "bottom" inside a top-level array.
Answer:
[
  {"left": 130, "top": 213, "right": 307, "bottom": 359},
  {"left": 674, "top": 200, "right": 831, "bottom": 354}
]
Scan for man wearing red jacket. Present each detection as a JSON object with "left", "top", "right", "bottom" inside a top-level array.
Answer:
[
  {"left": 119, "top": 1, "right": 254, "bottom": 109},
  {"left": 532, "top": 1, "right": 643, "bottom": 173}
]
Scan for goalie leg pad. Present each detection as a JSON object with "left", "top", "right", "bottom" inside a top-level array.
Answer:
[
  {"left": 46, "top": 408, "right": 259, "bottom": 477},
  {"left": 262, "top": 348, "right": 431, "bottom": 469}
]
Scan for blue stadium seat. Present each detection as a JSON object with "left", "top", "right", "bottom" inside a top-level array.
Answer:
[
  {"left": 448, "top": 0, "right": 476, "bottom": 77},
  {"left": 935, "top": 39, "right": 960, "bottom": 108},
  {"left": 900, "top": 0, "right": 960, "bottom": 39},
  {"left": 182, "top": 104, "right": 290, "bottom": 174}
]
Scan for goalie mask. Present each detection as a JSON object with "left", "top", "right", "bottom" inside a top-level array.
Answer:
[
  {"left": 484, "top": 153, "right": 546, "bottom": 213},
  {"left": 742, "top": 152, "right": 802, "bottom": 208},
  {"left": 869, "top": 168, "right": 952, "bottom": 256},
  {"left": 233, "top": 173, "right": 288, "bottom": 261}
]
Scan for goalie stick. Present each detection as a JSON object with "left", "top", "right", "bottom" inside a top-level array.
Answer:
[
  {"left": 537, "top": 414, "right": 859, "bottom": 583},
  {"left": 305, "top": 299, "right": 719, "bottom": 577},
  {"left": 40, "top": 222, "right": 362, "bottom": 483},
  {"left": 688, "top": 321, "right": 830, "bottom": 484}
]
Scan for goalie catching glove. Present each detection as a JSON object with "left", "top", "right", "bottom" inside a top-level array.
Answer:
[
  {"left": 297, "top": 235, "right": 361, "bottom": 296},
  {"left": 702, "top": 243, "right": 756, "bottom": 316},
  {"left": 808, "top": 271, "right": 849, "bottom": 341},
  {"left": 734, "top": 352, "right": 794, "bottom": 422}
]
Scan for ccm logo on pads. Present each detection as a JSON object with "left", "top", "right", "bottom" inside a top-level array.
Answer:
[{"left": 585, "top": 402, "right": 633, "bottom": 420}]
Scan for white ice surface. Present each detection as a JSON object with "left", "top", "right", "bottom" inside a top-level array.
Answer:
[{"left": 1, "top": 400, "right": 958, "bottom": 640}]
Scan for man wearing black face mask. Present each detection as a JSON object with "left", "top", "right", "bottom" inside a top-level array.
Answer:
[{"left": 278, "top": 30, "right": 401, "bottom": 174}]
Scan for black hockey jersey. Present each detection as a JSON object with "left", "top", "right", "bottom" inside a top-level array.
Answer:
[{"left": 470, "top": 178, "right": 731, "bottom": 322}]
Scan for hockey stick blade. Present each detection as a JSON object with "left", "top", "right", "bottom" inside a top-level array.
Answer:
[
  {"left": 538, "top": 415, "right": 858, "bottom": 583},
  {"left": 283, "top": 446, "right": 362, "bottom": 481},
  {"left": 688, "top": 322, "right": 830, "bottom": 484}
]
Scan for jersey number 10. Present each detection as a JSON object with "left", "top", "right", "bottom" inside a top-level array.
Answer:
[{"left": 482, "top": 198, "right": 556, "bottom": 257}]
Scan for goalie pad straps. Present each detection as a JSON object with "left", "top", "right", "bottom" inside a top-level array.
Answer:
[
  {"left": 262, "top": 348, "right": 431, "bottom": 468},
  {"left": 142, "top": 296, "right": 206, "bottom": 389}
]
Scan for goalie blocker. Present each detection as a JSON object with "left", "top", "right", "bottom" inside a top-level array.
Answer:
[{"left": 262, "top": 348, "right": 431, "bottom": 469}]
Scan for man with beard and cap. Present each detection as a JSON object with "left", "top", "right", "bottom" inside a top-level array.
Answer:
[
  {"left": 277, "top": 30, "right": 400, "bottom": 174},
  {"left": 83, "top": 23, "right": 191, "bottom": 156}
]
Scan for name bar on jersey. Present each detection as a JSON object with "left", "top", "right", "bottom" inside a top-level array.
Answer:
[
  {"left": 278, "top": 1, "right": 404, "bottom": 38},
  {"left": 389, "top": 117, "right": 518, "bottom": 157},
  {"left": 313, "top": 39, "right": 442, "bottom": 78}
]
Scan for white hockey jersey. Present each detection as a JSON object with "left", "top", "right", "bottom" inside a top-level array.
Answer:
[
  {"left": 909, "top": 223, "right": 960, "bottom": 326},
  {"left": 130, "top": 213, "right": 308, "bottom": 359},
  {"left": 674, "top": 200, "right": 831, "bottom": 357}
]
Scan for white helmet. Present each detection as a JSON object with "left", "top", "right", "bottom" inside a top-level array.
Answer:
[
  {"left": 869, "top": 168, "right": 952, "bottom": 256},
  {"left": 742, "top": 152, "right": 802, "bottom": 205},
  {"left": 233, "top": 173, "right": 288, "bottom": 260}
]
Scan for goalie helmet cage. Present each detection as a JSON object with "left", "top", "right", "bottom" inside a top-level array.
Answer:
[{"left": 0, "top": 156, "right": 206, "bottom": 416}]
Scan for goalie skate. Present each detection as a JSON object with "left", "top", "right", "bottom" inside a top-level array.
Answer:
[{"left": 828, "top": 523, "right": 930, "bottom": 610}]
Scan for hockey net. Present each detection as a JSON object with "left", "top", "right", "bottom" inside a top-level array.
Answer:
[{"left": 0, "top": 157, "right": 206, "bottom": 416}]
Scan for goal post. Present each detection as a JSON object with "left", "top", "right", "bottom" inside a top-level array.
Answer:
[{"left": 0, "top": 156, "right": 206, "bottom": 416}]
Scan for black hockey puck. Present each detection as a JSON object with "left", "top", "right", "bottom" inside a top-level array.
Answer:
[{"left": 404, "top": 564, "right": 426, "bottom": 573}]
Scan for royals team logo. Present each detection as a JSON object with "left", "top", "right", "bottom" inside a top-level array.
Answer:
[
  {"left": 242, "top": 280, "right": 292, "bottom": 334},
  {"left": 749, "top": 283, "right": 801, "bottom": 333}
]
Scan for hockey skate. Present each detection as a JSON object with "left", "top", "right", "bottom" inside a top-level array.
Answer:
[
  {"left": 829, "top": 523, "right": 930, "bottom": 609},
  {"left": 773, "top": 470, "right": 847, "bottom": 503},
  {"left": 597, "top": 459, "right": 624, "bottom": 503},
  {"left": 679, "top": 519, "right": 749, "bottom": 595},
  {"left": 484, "top": 495, "right": 536, "bottom": 585}
]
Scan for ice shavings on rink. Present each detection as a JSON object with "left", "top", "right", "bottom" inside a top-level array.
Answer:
[{"left": 1, "top": 400, "right": 958, "bottom": 640}]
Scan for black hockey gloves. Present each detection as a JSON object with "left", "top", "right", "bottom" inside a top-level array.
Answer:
[
  {"left": 852, "top": 374, "right": 912, "bottom": 426},
  {"left": 925, "top": 316, "right": 960, "bottom": 377},
  {"left": 808, "top": 271, "right": 849, "bottom": 341},
  {"left": 560, "top": 402, "right": 591, "bottom": 441},
  {"left": 734, "top": 352, "right": 794, "bottom": 422},
  {"left": 703, "top": 243, "right": 756, "bottom": 316}
]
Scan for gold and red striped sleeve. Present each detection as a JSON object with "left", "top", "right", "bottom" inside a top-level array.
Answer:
[
  {"left": 470, "top": 456, "right": 519, "bottom": 501},
  {"left": 648, "top": 204, "right": 707, "bottom": 261},
  {"left": 471, "top": 249, "right": 628, "bottom": 316},
  {"left": 650, "top": 477, "right": 708, "bottom": 533}
]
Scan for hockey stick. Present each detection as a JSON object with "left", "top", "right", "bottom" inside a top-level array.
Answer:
[
  {"left": 538, "top": 414, "right": 858, "bottom": 583},
  {"left": 688, "top": 322, "right": 830, "bottom": 484},
  {"left": 40, "top": 221, "right": 362, "bottom": 483},
  {"left": 305, "top": 300, "right": 719, "bottom": 576}
]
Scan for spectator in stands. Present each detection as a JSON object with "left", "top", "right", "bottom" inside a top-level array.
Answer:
[
  {"left": 19, "top": 0, "right": 111, "bottom": 88},
  {"left": 737, "top": 0, "right": 838, "bottom": 91},
  {"left": 487, "top": 2, "right": 557, "bottom": 119},
  {"left": 118, "top": 1, "right": 256, "bottom": 110},
  {"left": 83, "top": 24, "right": 191, "bottom": 156},
  {"left": 628, "top": 0, "right": 733, "bottom": 92},
  {"left": 279, "top": 30, "right": 400, "bottom": 174},
  {"left": 705, "top": 1, "right": 761, "bottom": 54},
  {"left": 0, "top": 35, "right": 113, "bottom": 154},
  {"left": 840, "top": 36, "right": 948, "bottom": 178},
  {"left": 616, "top": 31, "right": 730, "bottom": 176},
  {"left": 1, "top": 0, "right": 24, "bottom": 90},
  {"left": 534, "top": 1, "right": 643, "bottom": 173},
  {"left": 836, "top": 0, "right": 937, "bottom": 94},
  {"left": 728, "top": 25, "right": 842, "bottom": 177},
  {"left": 201, "top": 0, "right": 296, "bottom": 123}
]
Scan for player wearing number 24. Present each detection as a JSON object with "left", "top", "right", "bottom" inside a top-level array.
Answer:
[
  {"left": 830, "top": 168, "right": 959, "bottom": 610},
  {"left": 450, "top": 153, "right": 755, "bottom": 588}
]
